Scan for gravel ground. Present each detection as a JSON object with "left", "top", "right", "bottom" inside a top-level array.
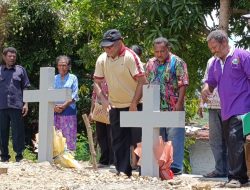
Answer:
[{"left": 0, "top": 160, "right": 249, "bottom": 190}]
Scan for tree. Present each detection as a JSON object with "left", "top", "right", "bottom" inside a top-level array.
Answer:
[{"left": 219, "top": 0, "right": 231, "bottom": 31}]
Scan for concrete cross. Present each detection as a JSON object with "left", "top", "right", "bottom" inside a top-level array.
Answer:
[
  {"left": 120, "top": 85, "right": 185, "bottom": 177},
  {"left": 23, "top": 67, "right": 71, "bottom": 162}
]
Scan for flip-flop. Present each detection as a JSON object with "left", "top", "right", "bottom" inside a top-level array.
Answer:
[{"left": 225, "top": 179, "right": 241, "bottom": 188}]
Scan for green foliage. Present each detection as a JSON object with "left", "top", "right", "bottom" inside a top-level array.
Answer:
[
  {"left": 23, "top": 147, "right": 37, "bottom": 161},
  {"left": 185, "top": 98, "right": 200, "bottom": 124},
  {"left": 183, "top": 136, "right": 196, "bottom": 173},
  {"left": 9, "top": 140, "right": 37, "bottom": 162},
  {"left": 75, "top": 132, "right": 90, "bottom": 161}
]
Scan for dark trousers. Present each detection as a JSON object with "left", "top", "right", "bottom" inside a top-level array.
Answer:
[
  {"left": 96, "top": 121, "right": 114, "bottom": 165},
  {"left": 222, "top": 116, "right": 248, "bottom": 183},
  {"left": 0, "top": 109, "right": 25, "bottom": 160},
  {"left": 110, "top": 104, "right": 142, "bottom": 176}
]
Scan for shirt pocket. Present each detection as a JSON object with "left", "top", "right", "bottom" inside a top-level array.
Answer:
[
  {"left": 12, "top": 75, "right": 22, "bottom": 88},
  {"left": 230, "top": 66, "right": 244, "bottom": 86}
]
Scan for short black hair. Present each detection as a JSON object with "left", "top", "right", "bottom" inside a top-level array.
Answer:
[
  {"left": 2, "top": 47, "right": 17, "bottom": 55},
  {"left": 130, "top": 45, "right": 142, "bottom": 57}
]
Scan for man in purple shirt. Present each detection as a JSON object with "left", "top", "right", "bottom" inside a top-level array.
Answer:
[
  {"left": 0, "top": 47, "right": 30, "bottom": 162},
  {"left": 202, "top": 30, "right": 250, "bottom": 188}
]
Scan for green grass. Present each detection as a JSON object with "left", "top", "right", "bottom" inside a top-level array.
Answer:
[{"left": 8, "top": 140, "right": 37, "bottom": 162}]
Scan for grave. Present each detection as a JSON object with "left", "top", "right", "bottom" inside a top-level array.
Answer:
[
  {"left": 23, "top": 67, "right": 71, "bottom": 162},
  {"left": 120, "top": 85, "right": 185, "bottom": 177}
]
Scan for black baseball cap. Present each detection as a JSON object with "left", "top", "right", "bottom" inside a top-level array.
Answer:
[{"left": 100, "top": 29, "right": 122, "bottom": 47}]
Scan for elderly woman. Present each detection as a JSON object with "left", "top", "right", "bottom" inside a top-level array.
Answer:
[{"left": 54, "top": 55, "right": 79, "bottom": 151}]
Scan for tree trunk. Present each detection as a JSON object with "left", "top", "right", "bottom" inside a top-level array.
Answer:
[
  {"left": 0, "top": 3, "right": 8, "bottom": 53},
  {"left": 219, "top": 0, "right": 231, "bottom": 32}
]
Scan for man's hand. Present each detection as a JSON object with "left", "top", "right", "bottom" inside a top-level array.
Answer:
[
  {"left": 201, "top": 84, "right": 212, "bottom": 102},
  {"left": 88, "top": 112, "right": 94, "bottom": 122},
  {"left": 173, "top": 102, "right": 183, "bottom": 111},
  {"left": 22, "top": 103, "right": 28, "bottom": 116},
  {"left": 129, "top": 102, "right": 138, "bottom": 111}
]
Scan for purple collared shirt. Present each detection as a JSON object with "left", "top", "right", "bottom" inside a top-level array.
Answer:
[
  {"left": 206, "top": 48, "right": 250, "bottom": 121},
  {"left": 0, "top": 65, "right": 30, "bottom": 110}
]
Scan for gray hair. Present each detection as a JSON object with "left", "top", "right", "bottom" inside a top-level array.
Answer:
[
  {"left": 2, "top": 47, "right": 17, "bottom": 55},
  {"left": 153, "top": 37, "right": 171, "bottom": 47},
  {"left": 207, "top": 30, "right": 228, "bottom": 43},
  {"left": 55, "top": 55, "right": 71, "bottom": 66}
]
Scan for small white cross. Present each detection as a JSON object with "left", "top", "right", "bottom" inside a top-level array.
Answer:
[{"left": 120, "top": 85, "right": 185, "bottom": 177}]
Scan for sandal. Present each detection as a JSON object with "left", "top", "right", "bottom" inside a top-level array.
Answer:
[
  {"left": 225, "top": 179, "right": 241, "bottom": 188},
  {"left": 203, "top": 171, "right": 227, "bottom": 178}
]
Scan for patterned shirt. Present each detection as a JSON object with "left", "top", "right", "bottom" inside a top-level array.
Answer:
[
  {"left": 54, "top": 73, "right": 79, "bottom": 115},
  {"left": 146, "top": 54, "right": 189, "bottom": 111},
  {"left": 91, "top": 80, "right": 109, "bottom": 103},
  {"left": 202, "top": 57, "right": 220, "bottom": 109}
]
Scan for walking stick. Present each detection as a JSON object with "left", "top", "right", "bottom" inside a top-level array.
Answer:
[{"left": 82, "top": 114, "right": 97, "bottom": 170}]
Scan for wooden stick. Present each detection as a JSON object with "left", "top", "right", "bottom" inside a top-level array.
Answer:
[{"left": 82, "top": 114, "right": 97, "bottom": 170}]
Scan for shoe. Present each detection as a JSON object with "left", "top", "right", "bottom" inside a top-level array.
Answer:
[
  {"left": 16, "top": 155, "right": 23, "bottom": 162},
  {"left": 97, "top": 163, "right": 109, "bottom": 168},
  {"left": 109, "top": 168, "right": 119, "bottom": 174},
  {"left": 171, "top": 168, "right": 182, "bottom": 175},
  {"left": 203, "top": 171, "right": 227, "bottom": 178},
  {"left": 109, "top": 164, "right": 116, "bottom": 169},
  {"left": 0, "top": 158, "right": 9, "bottom": 162},
  {"left": 224, "top": 179, "right": 241, "bottom": 188}
]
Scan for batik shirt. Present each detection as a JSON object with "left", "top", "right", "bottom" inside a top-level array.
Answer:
[{"left": 146, "top": 54, "right": 189, "bottom": 111}]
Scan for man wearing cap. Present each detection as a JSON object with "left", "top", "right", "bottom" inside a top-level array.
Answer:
[{"left": 93, "top": 29, "right": 147, "bottom": 176}]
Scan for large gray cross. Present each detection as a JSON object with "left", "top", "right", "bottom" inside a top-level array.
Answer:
[
  {"left": 120, "top": 85, "right": 185, "bottom": 177},
  {"left": 23, "top": 67, "right": 71, "bottom": 162}
]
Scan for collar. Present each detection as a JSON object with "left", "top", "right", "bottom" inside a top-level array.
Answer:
[
  {"left": 3, "top": 64, "right": 16, "bottom": 70},
  {"left": 218, "top": 46, "right": 235, "bottom": 63},
  {"left": 119, "top": 45, "right": 126, "bottom": 56},
  {"left": 60, "top": 72, "right": 69, "bottom": 80},
  {"left": 155, "top": 53, "right": 172, "bottom": 65},
  {"left": 107, "top": 45, "right": 126, "bottom": 60}
]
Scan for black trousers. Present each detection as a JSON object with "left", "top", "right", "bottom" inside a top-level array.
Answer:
[
  {"left": 222, "top": 116, "right": 248, "bottom": 183},
  {"left": 110, "top": 104, "right": 142, "bottom": 176},
  {"left": 0, "top": 109, "right": 25, "bottom": 160},
  {"left": 96, "top": 121, "right": 114, "bottom": 165}
]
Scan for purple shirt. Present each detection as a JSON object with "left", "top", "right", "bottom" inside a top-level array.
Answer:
[
  {"left": 0, "top": 65, "right": 30, "bottom": 109},
  {"left": 206, "top": 48, "right": 250, "bottom": 120}
]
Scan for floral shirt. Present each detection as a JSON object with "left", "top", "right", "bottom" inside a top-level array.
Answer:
[{"left": 146, "top": 54, "right": 189, "bottom": 111}]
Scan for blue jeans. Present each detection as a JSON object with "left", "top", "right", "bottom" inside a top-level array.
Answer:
[
  {"left": 160, "top": 127, "right": 185, "bottom": 171},
  {"left": 209, "top": 109, "right": 228, "bottom": 175}
]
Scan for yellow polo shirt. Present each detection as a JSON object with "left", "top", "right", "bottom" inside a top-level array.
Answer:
[{"left": 94, "top": 46, "right": 145, "bottom": 108}]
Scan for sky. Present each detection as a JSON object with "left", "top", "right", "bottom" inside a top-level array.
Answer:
[{"left": 206, "top": 10, "right": 249, "bottom": 50}]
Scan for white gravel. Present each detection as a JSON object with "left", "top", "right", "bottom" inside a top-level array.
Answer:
[{"left": 0, "top": 160, "right": 249, "bottom": 190}]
